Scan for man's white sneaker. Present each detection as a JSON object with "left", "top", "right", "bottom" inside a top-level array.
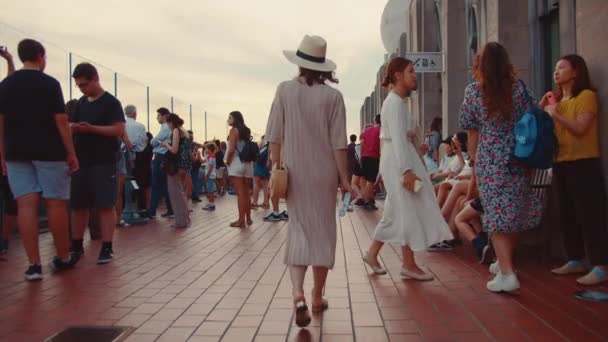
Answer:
[{"left": 487, "top": 273, "right": 520, "bottom": 293}]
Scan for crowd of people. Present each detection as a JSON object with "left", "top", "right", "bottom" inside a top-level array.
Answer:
[
  {"left": 0, "top": 39, "right": 288, "bottom": 280},
  {"left": 0, "top": 35, "right": 606, "bottom": 328}
]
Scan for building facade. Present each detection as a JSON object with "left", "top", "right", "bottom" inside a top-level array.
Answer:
[{"left": 403, "top": 0, "right": 608, "bottom": 189}]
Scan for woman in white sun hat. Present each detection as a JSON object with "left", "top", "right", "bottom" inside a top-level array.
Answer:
[{"left": 265, "top": 35, "right": 352, "bottom": 328}]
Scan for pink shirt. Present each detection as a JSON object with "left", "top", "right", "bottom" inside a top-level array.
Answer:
[{"left": 361, "top": 126, "right": 381, "bottom": 159}]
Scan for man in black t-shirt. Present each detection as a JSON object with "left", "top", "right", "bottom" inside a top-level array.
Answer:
[
  {"left": 69, "top": 63, "right": 126, "bottom": 265},
  {"left": 0, "top": 39, "right": 79, "bottom": 281}
]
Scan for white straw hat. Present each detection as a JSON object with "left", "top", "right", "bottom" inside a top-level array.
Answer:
[{"left": 283, "top": 35, "right": 337, "bottom": 72}]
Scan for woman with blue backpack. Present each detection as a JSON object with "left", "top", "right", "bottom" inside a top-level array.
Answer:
[
  {"left": 543, "top": 55, "right": 608, "bottom": 286},
  {"left": 460, "top": 42, "right": 542, "bottom": 293}
]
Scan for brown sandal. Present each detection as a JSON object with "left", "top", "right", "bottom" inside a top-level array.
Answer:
[
  {"left": 247, "top": 219, "right": 253, "bottom": 226},
  {"left": 294, "top": 297, "right": 311, "bottom": 327},
  {"left": 229, "top": 221, "right": 246, "bottom": 229},
  {"left": 311, "top": 297, "right": 329, "bottom": 313}
]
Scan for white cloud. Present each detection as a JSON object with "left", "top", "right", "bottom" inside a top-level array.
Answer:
[{"left": 1, "top": 0, "right": 389, "bottom": 137}]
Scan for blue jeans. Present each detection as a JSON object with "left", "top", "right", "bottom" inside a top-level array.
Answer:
[
  {"left": 191, "top": 166, "right": 201, "bottom": 199},
  {"left": 149, "top": 154, "right": 172, "bottom": 215}
]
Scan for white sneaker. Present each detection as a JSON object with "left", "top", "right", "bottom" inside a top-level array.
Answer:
[
  {"left": 487, "top": 273, "right": 520, "bottom": 293},
  {"left": 489, "top": 261, "right": 500, "bottom": 275}
]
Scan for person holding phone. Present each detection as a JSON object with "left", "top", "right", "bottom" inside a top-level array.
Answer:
[
  {"left": 363, "top": 57, "right": 452, "bottom": 281},
  {"left": 0, "top": 46, "right": 16, "bottom": 77}
]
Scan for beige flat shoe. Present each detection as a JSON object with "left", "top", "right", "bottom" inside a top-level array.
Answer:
[
  {"left": 363, "top": 253, "right": 387, "bottom": 275},
  {"left": 400, "top": 267, "right": 434, "bottom": 281},
  {"left": 551, "top": 261, "right": 587, "bottom": 275},
  {"left": 576, "top": 267, "right": 608, "bottom": 286}
]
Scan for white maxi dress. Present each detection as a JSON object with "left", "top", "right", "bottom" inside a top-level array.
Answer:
[{"left": 373, "top": 92, "right": 453, "bottom": 250}]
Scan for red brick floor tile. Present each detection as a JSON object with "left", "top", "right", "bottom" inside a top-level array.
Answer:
[
  {"left": 265, "top": 308, "right": 293, "bottom": 321},
  {"left": 172, "top": 315, "right": 207, "bottom": 327},
  {"left": 131, "top": 303, "right": 165, "bottom": 315},
  {"left": 388, "top": 334, "right": 423, "bottom": 342},
  {"left": 453, "top": 332, "right": 493, "bottom": 342},
  {"left": 186, "top": 336, "right": 220, "bottom": 342},
  {"left": 354, "top": 327, "right": 389, "bottom": 342},
  {"left": 232, "top": 315, "right": 264, "bottom": 327},
  {"left": 222, "top": 327, "right": 257, "bottom": 342},
  {"left": 352, "top": 303, "right": 383, "bottom": 327},
  {"left": 322, "top": 334, "right": 355, "bottom": 342},
  {"left": 193, "top": 321, "right": 230, "bottom": 336},
  {"left": 258, "top": 320, "right": 291, "bottom": 335},
  {"left": 124, "top": 334, "right": 160, "bottom": 342},
  {"left": 323, "top": 320, "right": 354, "bottom": 335},
  {"left": 238, "top": 303, "right": 268, "bottom": 316},
  {"left": 206, "top": 308, "right": 239, "bottom": 321},
  {"left": 3, "top": 197, "right": 608, "bottom": 341},
  {"left": 254, "top": 335, "right": 286, "bottom": 342},
  {"left": 135, "top": 319, "right": 173, "bottom": 334},
  {"left": 150, "top": 308, "right": 186, "bottom": 321},
  {"left": 156, "top": 327, "right": 196, "bottom": 342},
  {"left": 323, "top": 308, "right": 351, "bottom": 321},
  {"left": 384, "top": 320, "right": 419, "bottom": 334},
  {"left": 146, "top": 293, "right": 177, "bottom": 304}
]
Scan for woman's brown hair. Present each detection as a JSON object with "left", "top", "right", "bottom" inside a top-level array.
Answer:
[
  {"left": 299, "top": 68, "right": 339, "bottom": 86},
  {"left": 556, "top": 54, "right": 595, "bottom": 100},
  {"left": 475, "top": 42, "right": 516, "bottom": 119},
  {"left": 382, "top": 57, "right": 413, "bottom": 87}
]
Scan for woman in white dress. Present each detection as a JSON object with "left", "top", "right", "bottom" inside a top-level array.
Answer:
[{"left": 363, "top": 57, "right": 453, "bottom": 280}]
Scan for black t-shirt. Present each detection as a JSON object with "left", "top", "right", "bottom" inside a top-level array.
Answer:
[
  {"left": 72, "top": 92, "right": 125, "bottom": 167},
  {"left": 216, "top": 150, "right": 225, "bottom": 168},
  {"left": 0, "top": 70, "right": 67, "bottom": 161}
]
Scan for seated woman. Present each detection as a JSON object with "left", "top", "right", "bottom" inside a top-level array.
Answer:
[
  {"left": 430, "top": 132, "right": 467, "bottom": 184},
  {"left": 435, "top": 159, "right": 472, "bottom": 208}
]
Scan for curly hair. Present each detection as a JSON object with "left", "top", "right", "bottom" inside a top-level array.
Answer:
[{"left": 474, "top": 42, "right": 516, "bottom": 119}]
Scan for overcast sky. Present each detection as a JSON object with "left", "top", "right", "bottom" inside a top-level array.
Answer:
[{"left": 1, "top": 0, "right": 388, "bottom": 139}]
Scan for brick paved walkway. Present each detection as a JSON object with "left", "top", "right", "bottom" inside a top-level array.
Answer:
[{"left": 1, "top": 196, "right": 608, "bottom": 342}]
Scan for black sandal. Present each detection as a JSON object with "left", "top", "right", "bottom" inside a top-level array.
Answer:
[{"left": 294, "top": 297, "right": 311, "bottom": 327}]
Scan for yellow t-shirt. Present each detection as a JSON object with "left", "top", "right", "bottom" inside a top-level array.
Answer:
[{"left": 555, "top": 89, "right": 600, "bottom": 162}]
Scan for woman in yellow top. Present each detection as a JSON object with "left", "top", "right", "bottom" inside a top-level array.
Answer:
[{"left": 542, "top": 54, "right": 607, "bottom": 286}]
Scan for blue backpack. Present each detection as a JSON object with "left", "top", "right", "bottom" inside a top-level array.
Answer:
[{"left": 513, "top": 81, "right": 557, "bottom": 169}]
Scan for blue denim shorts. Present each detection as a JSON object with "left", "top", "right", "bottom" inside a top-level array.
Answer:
[
  {"left": 206, "top": 178, "right": 216, "bottom": 193},
  {"left": 5, "top": 161, "right": 70, "bottom": 200}
]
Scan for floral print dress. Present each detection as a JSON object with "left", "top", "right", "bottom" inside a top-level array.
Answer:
[{"left": 460, "top": 81, "right": 542, "bottom": 233}]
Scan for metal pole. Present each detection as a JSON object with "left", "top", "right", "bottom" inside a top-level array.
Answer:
[
  {"left": 420, "top": 0, "right": 425, "bottom": 133},
  {"left": 170, "top": 96, "right": 174, "bottom": 112},
  {"left": 205, "top": 111, "right": 208, "bottom": 141},
  {"left": 146, "top": 86, "right": 150, "bottom": 131},
  {"left": 114, "top": 72, "right": 118, "bottom": 97},
  {"left": 68, "top": 52, "right": 73, "bottom": 99},
  {"left": 189, "top": 104, "right": 193, "bottom": 131}
]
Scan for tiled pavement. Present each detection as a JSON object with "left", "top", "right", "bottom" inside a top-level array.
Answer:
[{"left": 1, "top": 196, "right": 608, "bottom": 342}]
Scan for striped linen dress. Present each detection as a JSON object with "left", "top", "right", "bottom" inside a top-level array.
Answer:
[{"left": 265, "top": 78, "right": 347, "bottom": 269}]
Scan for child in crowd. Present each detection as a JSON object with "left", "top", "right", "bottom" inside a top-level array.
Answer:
[
  {"left": 455, "top": 169, "right": 492, "bottom": 263},
  {"left": 202, "top": 143, "right": 217, "bottom": 211}
]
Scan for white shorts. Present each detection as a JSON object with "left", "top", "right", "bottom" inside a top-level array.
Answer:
[
  {"left": 216, "top": 167, "right": 226, "bottom": 179},
  {"left": 227, "top": 158, "right": 253, "bottom": 178}
]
